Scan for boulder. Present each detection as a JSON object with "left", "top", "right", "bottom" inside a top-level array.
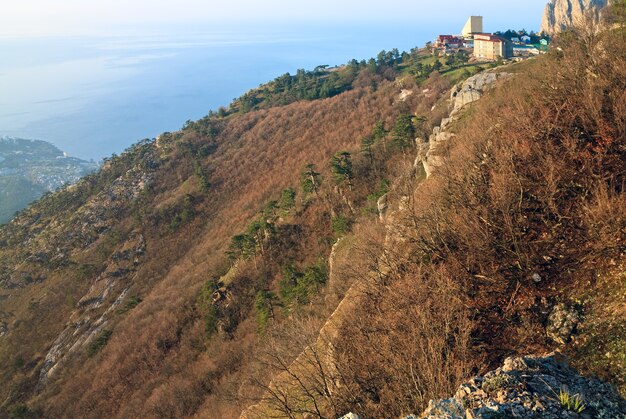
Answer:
[
  {"left": 547, "top": 303, "right": 582, "bottom": 344},
  {"left": 450, "top": 72, "right": 511, "bottom": 112},
  {"left": 422, "top": 353, "right": 626, "bottom": 419}
]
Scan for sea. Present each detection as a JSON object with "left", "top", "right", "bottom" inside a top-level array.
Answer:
[{"left": 0, "top": 23, "right": 449, "bottom": 160}]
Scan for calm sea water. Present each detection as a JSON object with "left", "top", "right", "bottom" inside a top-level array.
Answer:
[{"left": 0, "top": 24, "right": 440, "bottom": 160}]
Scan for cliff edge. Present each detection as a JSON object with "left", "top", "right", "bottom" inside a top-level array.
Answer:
[{"left": 540, "top": 0, "right": 609, "bottom": 35}]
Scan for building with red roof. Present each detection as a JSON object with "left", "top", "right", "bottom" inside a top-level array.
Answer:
[{"left": 436, "top": 35, "right": 464, "bottom": 48}]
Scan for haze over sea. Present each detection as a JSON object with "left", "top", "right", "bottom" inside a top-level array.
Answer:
[{"left": 0, "top": 20, "right": 535, "bottom": 160}]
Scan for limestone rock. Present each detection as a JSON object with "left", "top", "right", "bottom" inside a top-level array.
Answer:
[
  {"left": 540, "top": 0, "right": 609, "bottom": 35},
  {"left": 547, "top": 303, "right": 582, "bottom": 344},
  {"left": 377, "top": 193, "right": 389, "bottom": 221},
  {"left": 450, "top": 72, "right": 511, "bottom": 112},
  {"left": 422, "top": 353, "right": 626, "bottom": 419},
  {"left": 422, "top": 398, "right": 465, "bottom": 418},
  {"left": 398, "top": 89, "right": 414, "bottom": 102},
  {"left": 417, "top": 71, "right": 512, "bottom": 179},
  {"left": 422, "top": 155, "right": 445, "bottom": 178}
]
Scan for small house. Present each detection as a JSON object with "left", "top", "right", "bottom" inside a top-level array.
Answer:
[
  {"left": 521, "top": 35, "right": 531, "bottom": 43},
  {"left": 436, "top": 35, "right": 464, "bottom": 48},
  {"left": 513, "top": 45, "right": 540, "bottom": 56}
]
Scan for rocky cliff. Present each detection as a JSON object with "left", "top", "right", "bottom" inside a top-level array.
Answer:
[
  {"left": 423, "top": 353, "right": 626, "bottom": 419},
  {"left": 417, "top": 70, "right": 511, "bottom": 178},
  {"left": 540, "top": 0, "right": 609, "bottom": 35}
]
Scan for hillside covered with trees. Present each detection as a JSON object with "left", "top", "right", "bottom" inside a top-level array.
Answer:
[{"left": 1, "top": 4, "right": 625, "bottom": 418}]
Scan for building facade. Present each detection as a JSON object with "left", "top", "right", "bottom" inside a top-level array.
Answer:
[
  {"left": 436, "top": 35, "right": 464, "bottom": 48},
  {"left": 462, "top": 16, "right": 484, "bottom": 38},
  {"left": 473, "top": 34, "right": 513, "bottom": 60}
]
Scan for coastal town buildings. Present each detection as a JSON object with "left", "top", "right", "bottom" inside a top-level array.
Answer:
[
  {"left": 473, "top": 34, "right": 514, "bottom": 60},
  {"left": 435, "top": 35, "right": 464, "bottom": 48},
  {"left": 434, "top": 16, "right": 542, "bottom": 61}
]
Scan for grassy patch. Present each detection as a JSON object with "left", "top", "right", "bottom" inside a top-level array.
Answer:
[
  {"left": 87, "top": 330, "right": 113, "bottom": 357},
  {"left": 558, "top": 389, "right": 586, "bottom": 413}
]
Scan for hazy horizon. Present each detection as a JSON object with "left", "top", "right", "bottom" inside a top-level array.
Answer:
[
  {"left": 2, "top": 1, "right": 548, "bottom": 38},
  {"left": 1, "top": 1, "right": 549, "bottom": 159},
  {"left": 2, "top": 23, "right": 436, "bottom": 159}
]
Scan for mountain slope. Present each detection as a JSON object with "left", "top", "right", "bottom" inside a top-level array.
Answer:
[
  {"left": 244, "top": 14, "right": 626, "bottom": 418},
  {"left": 0, "top": 50, "right": 459, "bottom": 417},
  {"left": 1, "top": 8, "right": 625, "bottom": 419}
]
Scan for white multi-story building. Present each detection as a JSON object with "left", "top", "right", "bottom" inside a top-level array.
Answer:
[{"left": 474, "top": 34, "right": 514, "bottom": 60}]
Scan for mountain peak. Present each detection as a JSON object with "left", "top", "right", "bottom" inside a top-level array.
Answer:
[{"left": 540, "top": 0, "right": 610, "bottom": 35}]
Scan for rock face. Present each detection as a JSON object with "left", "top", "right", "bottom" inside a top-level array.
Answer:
[
  {"left": 422, "top": 353, "right": 626, "bottom": 419},
  {"left": 37, "top": 233, "right": 147, "bottom": 386},
  {"left": 377, "top": 193, "right": 389, "bottom": 221},
  {"left": 450, "top": 72, "right": 508, "bottom": 112},
  {"left": 540, "top": 0, "right": 609, "bottom": 35},
  {"left": 418, "top": 71, "right": 511, "bottom": 178}
]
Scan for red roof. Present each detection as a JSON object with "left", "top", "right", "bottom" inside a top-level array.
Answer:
[{"left": 436, "top": 35, "right": 464, "bottom": 44}]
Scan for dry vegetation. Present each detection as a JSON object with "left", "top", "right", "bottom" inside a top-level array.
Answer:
[
  {"left": 241, "top": 14, "right": 626, "bottom": 419},
  {"left": 0, "top": 52, "right": 455, "bottom": 418},
  {"left": 1, "top": 10, "right": 625, "bottom": 419},
  {"left": 326, "top": 19, "right": 626, "bottom": 417}
]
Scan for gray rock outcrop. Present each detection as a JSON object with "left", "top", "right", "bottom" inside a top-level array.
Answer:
[
  {"left": 419, "top": 71, "right": 511, "bottom": 178},
  {"left": 377, "top": 193, "right": 389, "bottom": 221},
  {"left": 540, "top": 0, "right": 610, "bottom": 35},
  {"left": 546, "top": 303, "right": 582, "bottom": 344},
  {"left": 450, "top": 72, "right": 508, "bottom": 112},
  {"left": 422, "top": 353, "right": 626, "bottom": 418}
]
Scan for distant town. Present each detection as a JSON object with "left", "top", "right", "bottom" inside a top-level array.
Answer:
[{"left": 433, "top": 16, "right": 550, "bottom": 61}]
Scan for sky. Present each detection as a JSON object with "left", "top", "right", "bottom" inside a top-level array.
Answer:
[
  {"left": 0, "top": 0, "right": 551, "bottom": 160},
  {"left": 1, "top": 0, "right": 549, "bottom": 38}
]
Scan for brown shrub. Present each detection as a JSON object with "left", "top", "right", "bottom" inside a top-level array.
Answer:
[{"left": 332, "top": 261, "right": 472, "bottom": 418}]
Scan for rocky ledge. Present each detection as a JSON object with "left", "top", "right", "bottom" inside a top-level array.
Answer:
[
  {"left": 422, "top": 353, "right": 626, "bottom": 419},
  {"left": 417, "top": 71, "right": 511, "bottom": 178}
]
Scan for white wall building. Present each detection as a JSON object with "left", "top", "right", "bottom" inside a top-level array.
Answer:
[{"left": 462, "top": 16, "right": 484, "bottom": 38}]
